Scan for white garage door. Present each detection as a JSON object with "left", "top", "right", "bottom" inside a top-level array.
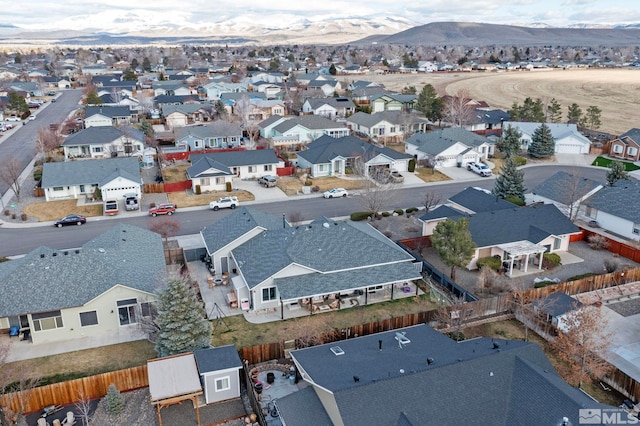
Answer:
[{"left": 555, "top": 144, "right": 584, "bottom": 154}]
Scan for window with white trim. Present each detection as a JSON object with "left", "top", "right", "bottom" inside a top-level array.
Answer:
[
  {"left": 613, "top": 144, "right": 623, "bottom": 153},
  {"left": 264, "top": 164, "right": 273, "bottom": 172},
  {"left": 215, "top": 376, "right": 230, "bottom": 391},
  {"left": 200, "top": 178, "right": 210, "bottom": 186},
  {"left": 628, "top": 147, "right": 638, "bottom": 156},
  {"left": 33, "top": 310, "right": 63, "bottom": 331},
  {"left": 248, "top": 166, "right": 256, "bottom": 173},
  {"left": 117, "top": 298, "right": 138, "bottom": 325},
  {"left": 262, "top": 287, "right": 277, "bottom": 302},
  {"left": 79, "top": 310, "right": 98, "bottom": 327}
]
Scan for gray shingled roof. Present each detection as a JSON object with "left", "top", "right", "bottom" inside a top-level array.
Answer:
[
  {"left": 583, "top": 180, "right": 640, "bottom": 223},
  {"left": 347, "top": 110, "right": 406, "bottom": 127},
  {"left": 200, "top": 207, "right": 287, "bottom": 255},
  {"left": 273, "top": 115, "right": 347, "bottom": 132},
  {"left": 276, "top": 387, "right": 333, "bottom": 426},
  {"left": 305, "top": 97, "right": 355, "bottom": 110},
  {"left": 161, "top": 103, "right": 212, "bottom": 115},
  {"left": 405, "top": 127, "right": 489, "bottom": 156},
  {"left": 232, "top": 218, "right": 415, "bottom": 289},
  {"left": 85, "top": 106, "right": 134, "bottom": 118},
  {"left": 62, "top": 126, "right": 144, "bottom": 147},
  {"left": 531, "top": 171, "right": 603, "bottom": 205},
  {"left": 186, "top": 158, "right": 232, "bottom": 179},
  {"left": 531, "top": 292, "right": 583, "bottom": 317},
  {"left": 449, "top": 187, "right": 518, "bottom": 213},
  {"left": 189, "top": 149, "right": 281, "bottom": 169},
  {"left": 286, "top": 324, "right": 609, "bottom": 426},
  {"left": 467, "top": 204, "right": 580, "bottom": 248},
  {"left": 0, "top": 224, "right": 166, "bottom": 317},
  {"left": 193, "top": 345, "right": 242, "bottom": 374},
  {"left": 174, "top": 122, "right": 242, "bottom": 140},
  {"left": 41, "top": 157, "right": 141, "bottom": 188},
  {"left": 258, "top": 114, "right": 285, "bottom": 128},
  {"left": 618, "top": 128, "right": 640, "bottom": 143},
  {"left": 420, "top": 205, "right": 468, "bottom": 222},
  {"left": 472, "top": 108, "right": 510, "bottom": 125},
  {"left": 298, "top": 135, "right": 411, "bottom": 164}
]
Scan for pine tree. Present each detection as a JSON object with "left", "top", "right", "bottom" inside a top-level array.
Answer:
[
  {"left": 415, "top": 84, "right": 442, "bottom": 122},
  {"left": 430, "top": 218, "right": 476, "bottom": 282},
  {"left": 527, "top": 123, "right": 555, "bottom": 158},
  {"left": 546, "top": 98, "right": 562, "bottom": 123},
  {"left": 493, "top": 156, "right": 526, "bottom": 203},
  {"left": 606, "top": 161, "right": 629, "bottom": 186},
  {"left": 105, "top": 384, "right": 124, "bottom": 416},
  {"left": 498, "top": 125, "right": 523, "bottom": 157},
  {"left": 155, "top": 277, "right": 212, "bottom": 357},
  {"left": 567, "top": 103, "right": 582, "bottom": 124}
]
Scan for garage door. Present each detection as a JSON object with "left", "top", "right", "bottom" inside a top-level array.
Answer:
[{"left": 555, "top": 144, "right": 584, "bottom": 154}]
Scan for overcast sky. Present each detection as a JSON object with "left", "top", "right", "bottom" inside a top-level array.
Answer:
[{"left": 4, "top": 0, "right": 640, "bottom": 30}]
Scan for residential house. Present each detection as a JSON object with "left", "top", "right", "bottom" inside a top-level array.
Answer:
[
  {"left": 277, "top": 324, "right": 609, "bottom": 426},
  {"left": 405, "top": 127, "right": 492, "bottom": 167},
  {"left": 467, "top": 108, "right": 510, "bottom": 135},
  {"left": 350, "top": 86, "right": 391, "bottom": 109},
  {"left": 346, "top": 111, "right": 429, "bottom": 143},
  {"left": 609, "top": 128, "right": 640, "bottom": 161},
  {"left": 583, "top": 180, "right": 640, "bottom": 241},
  {"left": 152, "top": 80, "right": 193, "bottom": 97},
  {"left": 421, "top": 187, "right": 581, "bottom": 274},
  {"left": 193, "top": 346, "right": 243, "bottom": 404},
  {"left": 297, "top": 135, "right": 412, "bottom": 178},
  {"left": 187, "top": 149, "right": 284, "bottom": 191},
  {"left": 162, "top": 104, "right": 213, "bottom": 129},
  {"left": 175, "top": 122, "right": 243, "bottom": 151},
  {"left": 84, "top": 106, "right": 137, "bottom": 128},
  {"left": 42, "top": 157, "right": 142, "bottom": 202},
  {"left": 267, "top": 115, "right": 350, "bottom": 151},
  {"left": 200, "top": 209, "right": 422, "bottom": 314},
  {"left": 347, "top": 80, "right": 383, "bottom": 91},
  {"left": 527, "top": 171, "right": 604, "bottom": 220},
  {"left": 202, "top": 80, "right": 248, "bottom": 100},
  {"left": 62, "top": 126, "right": 145, "bottom": 160},
  {"left": 369, "top": 93, "right": 416, "bottom": 113},
  {"left": 306, "top": 77, "right": 341, "bottom": 96},
  {"left": 302, "top": 97, "right": 356, "bottom": 119},
  {"left": 504, "top": 121, "right": 592, "bottom": 154},
  {"left": 0, "top": 224, "right": 165, "bottom": 346},
  {"left": 250, "top": 81, "right": 283, "bottom": 99}
]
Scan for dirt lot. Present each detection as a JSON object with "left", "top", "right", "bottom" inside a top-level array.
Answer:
[{"left": 360, "top": 69, "right": 640, "bottom": 134}]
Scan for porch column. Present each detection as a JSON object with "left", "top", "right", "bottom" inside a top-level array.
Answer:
[
  {"left": 523, "top": 254, "right": 530, "bottom": 273},
  {"left": 508, "top": 257, "right": 515, "bottom": 277},
  {"left": 391, "top": 284, "right": 395, "bottom": 300},
  {"left": 538, "top": 251, "right": 544, "bottom": 270},
  {"left": 280, "top": 298, "right": 284, "bottom": 320}
]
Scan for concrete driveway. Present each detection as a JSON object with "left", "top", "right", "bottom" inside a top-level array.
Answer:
[
  {"left": 232, "top": 178, "right": 289, "bottom": 203},
  {"left": 439, "top": 166, "right": 496, "bottom": 181}
]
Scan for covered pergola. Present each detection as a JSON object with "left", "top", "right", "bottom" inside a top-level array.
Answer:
[
  {"left": 497, "top": 240, "right": 546, "bottom": 277},
  {"left": 148, "top": 352, "right": 204, "bottom": 426}
]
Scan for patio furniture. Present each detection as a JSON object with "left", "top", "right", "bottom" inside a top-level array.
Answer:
[
  {"left": 9, "top": 326, "right": 19, "bottom": 338},
  {"left": 226, "top": 291, "right": 238, "bottom": 308}
]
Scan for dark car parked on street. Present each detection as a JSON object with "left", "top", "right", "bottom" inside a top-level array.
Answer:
[{"left": 54, "top": 214, "right": 87, "bottom": 227}]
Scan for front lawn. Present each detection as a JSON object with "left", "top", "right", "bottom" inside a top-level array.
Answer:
[
  {"left": 23, "top": 199, "right": 103, "bottom": 221},
  {"left": 592, "top": 156, "right": 640, "bottom": 171}
]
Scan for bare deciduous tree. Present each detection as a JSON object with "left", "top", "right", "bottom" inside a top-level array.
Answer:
[
  {"left": 0, "top": 156, "right": 23, "bottom": 201},
  {"left": 287, "top": 210, "right": 304, "bottom": 227},
  {"left": 148, "top": 217, "right": 181, "bottom": 263},
  {"left": 421, "top": 191, "right": 441, "bottom": 213},
  {"left": 353, "top": 154, "right": 398, "bottom": 216},
  {"left": 550, "top": 305, "right": 614, "bottom": 388},
  {"left": 36, "top": 127, "right": 64, "bottom": 159},
  {"left": 434, "top": 295, "right": 475, "bottom": 340},
  {"left": 420, "top": 156, "right": 445, "bottom": 175},
  {"left": 74, "top": 389, "right": 93, "bottom": 426},
  {"left": 442, "top": 89, "right": 475, "bottom": 128}
]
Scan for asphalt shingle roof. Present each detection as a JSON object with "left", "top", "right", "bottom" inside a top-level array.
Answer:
[
  {"left": 85, "top": 106, "right": 134, "bottom": 118},
  {"left": 62, "top": 126, "right": 144, "bottom": 147},
  {"left": 618, "top": 128, "right": 640, "bottom": 143},
  {"left": 449, "top": 187, "right": 517, "bottom": 213},
  {"left": 189, "top": 149, "right": 281, "bottom": 169},
  {"left": 531, "top": 171, "right": 603, "bottom": 205},
  {"left": 583, "top": 180, "right": 640, "bottom": 223},
  {"left": 0, "top": 224, "right": 165, "bottom": 317},
  {"left": 531, "top": 292, "right": 583, "bottom": 317},
  {"left": 298, "top": 135, "right": 411, "bottom": 164},
  {"left": 284, "top": 324, "right": 609, "bottom": 426},
  {"left": 405, "top": 127, "right": 489, "bottom": 155},
  {"left": 193, "top": 345, "right": 242, "bottom": 374},
  {"left": 41, "top": 157, "right": 141, "bottom": 188},
  {"left": 273, "top": 115, "right": 347, "bottom": 132},
  {"left": 276, "top": 387, "right": 333, "bottom": 426}
]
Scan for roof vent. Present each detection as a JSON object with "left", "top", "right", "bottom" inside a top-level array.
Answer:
[
  {"left": 75, "top": 250, "right": 80, "bottom": 254},
  {"left": 427, "top": 357, "right": 434, "bottom": 365},
  {"left": 98, "top": 248, "right": 106, "bottom": 253},
  {"left": 353, "top": 376, "right": 359, "bottom": 382},
  {"left": 492, "top": 342, "right": 500, "bottom": 349},
  {"left": 323, "top": 222, "right": 330, "bottom": 228},
  {"left": 40, "top": 254, "right": 45, "bottom": 258},
  {"left": 52, "top": 252, "right": 57, "bottom": 256},
  {"left": 64, "top": 251, "right": 68, "bottom": 255},
  {"left": 395, "top": 332, "right": 410, "bottom": 348},
  {"left": 330, "top": 346, "right": 345, "bottom": 356}
]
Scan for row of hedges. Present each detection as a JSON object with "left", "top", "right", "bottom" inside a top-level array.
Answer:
[{"left": 350, "top": 207, "right": 420, "bottom": 221}]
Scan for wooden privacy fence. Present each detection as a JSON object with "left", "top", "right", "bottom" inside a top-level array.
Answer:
[
  {"left": 580, "top": 228, "right": 640, "bottom": 263},
  {"left": 0, "top": 365, "right": 148, "bottom": 415}
]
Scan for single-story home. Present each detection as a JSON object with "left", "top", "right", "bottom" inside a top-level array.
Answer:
[
  {"left": 421, "top": 187, "right": 581, "bottom": 274},
  {"left": 42, "top": 157, "right": 142, "bottom": 202},
  {"left": 84, "top": 106, "right": 138, "bottom": 128},
  {"left": 187, "top": 149, "right": 284, "bottom": 191},
  {"left": 405, "top": 127, "right": 492, "bottom": 167},
  {"left": 0, "top": 224, "right": 165, "bottom": 346},
  {"left": 62, "top": 126, "right": 145, "bottom": 160},
  {"left": 275, "top": 324, "right": 611, "bottom": 426},
  {"left": 174, "top": 122, "right": 243, "bottom": 151},
  {"left": 297, "top": 135, "right": 412, "bottom": 178},
  {"left": 583, "top": 180, "right": 640, "bottom": 241},
  {"left": 346, "top": 111, "right": 429, "bottom": 143},
  {"left": 200, "top": 208, "right": 422, "bottom": 315},
  {"left": 302, "top": 97, "right": 356, "bottom": 119},
  {"left": 504, "top": 121, "right": 592, "bottom": 154},
  {"left": 261, "top": 115, "right": 350, "bottom": 150},
  {"left": 527, "top": 171, "right": 604, "bottom": 220}
]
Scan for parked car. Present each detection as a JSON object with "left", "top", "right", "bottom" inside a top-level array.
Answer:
[
  {"left": 124, "top": 194, "right": 139, "bottom": 211},
  {"left": 209, "top": 196, "right": 239, "bottom": 211},
  {"left": 28, "top": 115, "right": 36, "bottom": 121},
  {"left": 258, "top": 175, "right": 278, "bottom": 188},
  {"left": 149, "top": 203, "right": 177, "bottom": 216},
  {"left": 54, "top": 214, "right": 86, "bottom": 227},
  {"left": 323, "top": 188, "right": 348, "bottom": 198},
  {"left": 104, "top": 199, "right": 119, "bottom": 216},
  {"left": 389, "top": 171, "right": 404, "bottom": 183},
  {"left": 0, "top": 123, "right": 12, "bottom": 131},
  {"left": 46, "top": 91, "right": 57, "bottom": 96},
  {"left": 466, "top": 162, "right": 493, "bottom": 177},
  {"left": 6, "top": 116, "right": 20, "bottom": 122}
]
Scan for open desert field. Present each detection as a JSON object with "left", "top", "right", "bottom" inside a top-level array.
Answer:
[{"left": 358, "top": 68, "right": 640, "bottom": 135}]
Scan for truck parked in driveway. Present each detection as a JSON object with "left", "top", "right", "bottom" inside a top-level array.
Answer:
[
  {"left": 124, "top": 194, "right": 139, "bottom": 211},
  {"left": 466, "top": 161, "right": 493, "bottom": 177},
  {"left": 258, "top": 175, "right": 278, "bottom": 187}
]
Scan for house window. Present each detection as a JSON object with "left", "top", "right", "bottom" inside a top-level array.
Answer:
[
  {"left": 390, "top": 126, "right": 396, "bottom": 133},
  {"left": 53, "top": 186, "right": 63, "bottom": 191},
  {"left": 318, "top": 164, "right": 327, "bottom": 172},
  {"left": 248, "top": 166, "right": 256, "bottom": 173},
  {"left": 215, "top": 177, "right": 225, "bottom": 185},
  {"left": 200, "top": 178, "right": 210, "bottom": 186},
  {"left": 32, "top": 310, "right": 63, "bottom": 331},
  {"left": 629, "top": 147, "right": 638, "bottom": 156},
  {"left": 612, "top": 145, "right": 622, "bottom": 153},
  {"left": 117, "top": 298, "right": 138, "bottom": 326},
  {"left": 215, "top": 376, "right": 230, "bottom": 392},
  {"left": 79, "top": 310, "right": 98, "bottom": 327},
  {"left": 264, "top": 165, "right": 273, "bottom": 172},
  {"left": 262, "top": 287, "right": 277, "bottom": 302},
  {"left": 93, "top": 147, "right": 103, "bottom": 153},
  {"left": 553, "top": 238, "right": 561, "bottom": 250},
  {"left": 141, "top": 302, "right": 155, "bottom": 317}
]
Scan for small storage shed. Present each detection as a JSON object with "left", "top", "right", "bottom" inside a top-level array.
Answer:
[
  {"left": 194, "top": 345, "right": 243, "bottom": 404},
  {"left": 148, "top": 352, "right": 203, "bottom": 426}
]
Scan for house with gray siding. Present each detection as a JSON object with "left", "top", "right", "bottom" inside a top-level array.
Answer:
[
  {"left": 62, "top": 126, "right": 145, "bottom": 160},
  {"left": 194, "top": 346, "right": 243, "bottom": 404},
  {"left": 175, "top": 122, "right": 243, "bottom": 151},
  {"left": 583, "top": 180, "right": 640, "bottom": 241}
]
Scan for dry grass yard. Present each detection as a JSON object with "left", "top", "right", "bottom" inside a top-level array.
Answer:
[
  {"left": 414, "top": 167, "right": 451, "bottom": 182},
  {"left": 167, "top": 190, "right": 254, "bottom": 207},
  {"left": 360, "top": 69, "right": 640, "bottom": 134},
  {"left": 276, "top": 175, "right": 365, "bottom": 196},
  {"left": 23, "top": 199, "right": 103, "bottom": 221}
]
